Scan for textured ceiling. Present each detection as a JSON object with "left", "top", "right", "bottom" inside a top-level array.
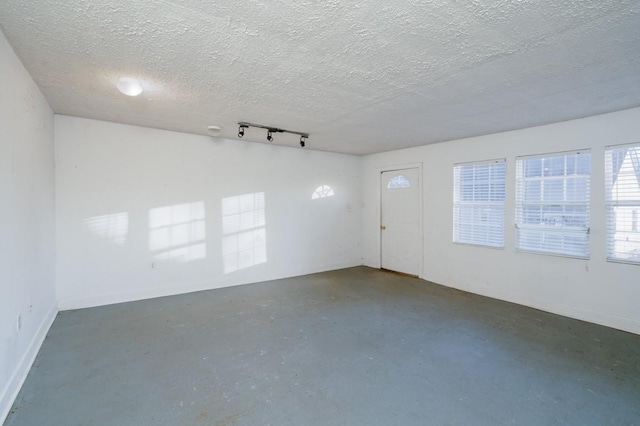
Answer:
[{"left": 1, "top": 1, "right": 639, "bottom": 155}]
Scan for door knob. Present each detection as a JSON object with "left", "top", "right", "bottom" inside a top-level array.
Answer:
[{"left": 380, "top": 225, "right": 386, "bottom": 230}]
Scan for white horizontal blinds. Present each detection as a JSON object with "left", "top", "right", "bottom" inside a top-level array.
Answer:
[
  {"left": 515, "top": 151, "right": 591, "bottom": 257},
  {"left": 605, "top": 144, "right": 640, "bottom": 263},
  {"left": 453, "top": 160, "right": 506, "bottom": 247}
]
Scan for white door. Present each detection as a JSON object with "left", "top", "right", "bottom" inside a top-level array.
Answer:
[{"left": 381, "top": 168, "right": 421, "bottom": 276}]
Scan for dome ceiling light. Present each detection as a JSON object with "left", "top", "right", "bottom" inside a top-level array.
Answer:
[{"left": 117, "top": 77, "right": 143, "bottom": 96}]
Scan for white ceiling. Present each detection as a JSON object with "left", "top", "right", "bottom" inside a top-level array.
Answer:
[{"left": 1, "top": 1, "right": 639, "bottom": 155}]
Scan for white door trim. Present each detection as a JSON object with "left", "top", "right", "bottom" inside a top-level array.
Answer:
[{"left": 379, "top": 162, "right": 423, "bottom": 278}]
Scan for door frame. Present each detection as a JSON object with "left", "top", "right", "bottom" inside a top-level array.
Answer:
[{"left": 379, "top": 162, "right": 423, "bottom": 278}]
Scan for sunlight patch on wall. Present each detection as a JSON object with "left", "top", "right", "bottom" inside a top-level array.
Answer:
[
  {"left": 222, "top": 192, "right": 267, "bottom": 273},
  {"left": 149, "top": 202, "right": 206, "bottom": 262},
  {"left": 312, "top": 185, "right": 334, "bottom": 200},
  {"left": 83, "top": 212, "right": 129, "bottom": 245}
]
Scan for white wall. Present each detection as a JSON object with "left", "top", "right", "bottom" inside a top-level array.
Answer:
[
  {"left": 362, "top": 107, "right": 640, "bottom": 335},
  {"left": 55, "top": 116, "right": 362, "bottom": 309},
  {"left": 0, "top": 29, "right": 57, "bottom": 422}
]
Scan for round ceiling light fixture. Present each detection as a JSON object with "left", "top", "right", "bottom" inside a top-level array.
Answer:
[
  {"left": 117, "top": 77, "right": 143, "bottom": 96},
  {"left": 207, "top": 125, "right": 222, "bottom": 136}
]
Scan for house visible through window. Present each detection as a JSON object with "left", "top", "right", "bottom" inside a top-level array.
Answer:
[
  {"left": 453, "top": 159, "right": 506, "bottom": 248},
  {"left": 515, "top": 151, "right": 591, "bottom": 257},
  {"left": 605, "top": 144, "right": 640, "bottom": 263}
]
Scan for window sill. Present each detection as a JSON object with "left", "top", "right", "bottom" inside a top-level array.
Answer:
[
  {"left": 453, "top": 241, "right": 505, "bottom": 250},
  {"left": 606, "top": 257, "right": 640, "bottom": 266},
  {"left": 515, "top": 248, "right": 589, "bottom": 260}
]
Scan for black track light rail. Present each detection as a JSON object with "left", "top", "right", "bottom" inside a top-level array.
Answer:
[
  {"left": 238, "top": 122, "right": 309, "bottom": 147},
  {"left": 238, "top": 122, "right": 309, "bottom": 138}
]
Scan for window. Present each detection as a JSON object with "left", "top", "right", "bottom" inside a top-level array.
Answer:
[
  {"left": 515, "top": 151, "right": 590, "bottom": 257},
  {"left": 387, "top": 174, "right": 411, "bottom": 189},
  {"left": 453, "top": 159, "right": 506, "bottom": 247},
  {"left": 605, "top": 144, "right": 640, "bottom": 263}
]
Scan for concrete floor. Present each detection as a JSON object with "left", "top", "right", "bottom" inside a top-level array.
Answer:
[{"left": 5, "top": 267, "right": 640, "bottom": 425}]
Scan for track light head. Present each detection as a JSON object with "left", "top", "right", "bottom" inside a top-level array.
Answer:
[
  {"left": 238, "top": 125, "right": 246, "bottom": 138},
  {"left": 300, "top": 136, "right": 306, "bottom": 148},
  {"left": 267, "top": 130, "right": 273, "bottom": 142}
]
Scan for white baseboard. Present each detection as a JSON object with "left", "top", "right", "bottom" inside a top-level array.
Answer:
[
  {"left": 58, "top": 261, "right": 363, "bottom": 311},
  {"left": 433, "top": 278, "right": 640, "bottom": 336},
  {"left": 0, "top": 305, "right": 57, "bottom": 424}
]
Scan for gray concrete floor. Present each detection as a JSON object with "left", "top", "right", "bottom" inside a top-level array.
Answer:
[{"left": 5, "top": 266, "right": 640, "bottom": 425}]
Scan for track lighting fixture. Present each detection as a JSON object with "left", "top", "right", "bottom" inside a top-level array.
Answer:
[{"left": 237, "top": 122, "right": 309, "bottom": 148}]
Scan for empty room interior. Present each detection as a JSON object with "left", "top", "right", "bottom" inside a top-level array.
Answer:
[{"left": 2, "top": 1, "right": 640, "bottom": 424}]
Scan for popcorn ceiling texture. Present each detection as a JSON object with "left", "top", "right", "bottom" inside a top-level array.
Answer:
[{"left": 0, "top": 0, "right": 639, "bottom": 154}]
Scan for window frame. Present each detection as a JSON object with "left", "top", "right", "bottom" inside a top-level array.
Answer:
[
  {"left": 452, "top": 158, "right": 507, "bottom": 249},
  {"left": 605, "top": 142, "right": 640, "bottom": 265},
  {"left": 515, "top": 149, "right": 591, "bottom": 259}
]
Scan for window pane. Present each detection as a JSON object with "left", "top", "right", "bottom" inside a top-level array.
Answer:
[
  {"left": 524, "top": 181, "right": 541, "bottom": 202},
  {"left": 460, "top": 183, "right": 474, "bottom": 201},
  {"left": 541, "top": 204, "right": 563, "bottom": 225},
  {"left": 522, "top": 205, "right": 542, "bottom": 225},
  {"left": 518, "top": 229, "right": 588, "bottom": 257},
  {"left": 542, "top": 180, "right": 564, "bottom": 201},
  {"left": 453, "top": 160, "right": 506, "bottom": 247},
  {"left": 563, "top": 205, "right": 588, "bottom": 228},
  {"left": 544, "top": 156, "right": 565, "bottom": 177},
  {"left": 606, "top": 145, "right": 640, "bottom": 263},
  {"left": 388, "top": 174, "right": 411, "bottom": 189},
  {"left": 475, "top": 184, "right": 489, "bottom": 201},
  {"left": 516, "top": 151, "right": 590, "bottom": 257},
  {"left": 566, "top": 177, "right": 588, "bottom": 201},
  {"left": 524, "top": 158, "right": 542, "bottom": 178},
  {"left": 566, "top": 154, "right": 577, "bottom": 175},
  {"left": 460, "top": 167, "right": 474, "bottom": 181},
  {"left": 491, "top": 181, "right": 505, "bottom": 202},
  {"left": 577, "top": 153, "right": 591, "bottom": 175}
]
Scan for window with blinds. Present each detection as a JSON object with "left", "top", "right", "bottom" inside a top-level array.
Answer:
[
  {"left": 605, "top": 144, "right": 640, "bottom": 264},
  {"left": 515, "top": 151, "right": 591, "bottom": 257},
  {"left": 453, "top": 159, "right": 506, "bottom": 247}
]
